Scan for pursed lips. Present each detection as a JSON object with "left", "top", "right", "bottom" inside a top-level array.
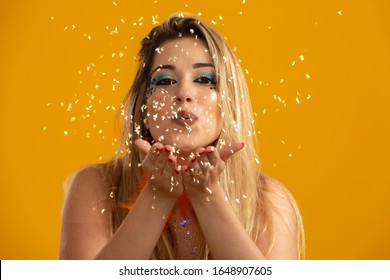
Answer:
[{"left": 172, "top": 110, "right": 199, "bottom": 126}]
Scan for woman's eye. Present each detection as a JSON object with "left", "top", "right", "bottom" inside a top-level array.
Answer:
[
  {"left": 195, "top": 74, "right": 216, "bottom": 85},
  {"left": 155, "top": 74, "right": 176, "bottom": 86},
  {"left": 156, "top": 78, "right": 176, "bottom": 86}
]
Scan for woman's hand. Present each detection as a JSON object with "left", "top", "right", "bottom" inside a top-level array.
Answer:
[
  {"left": 134, "top": 139, "right": 184, "bottom": 199},
  {"left": 182, "top": 142, "right": 244, "bottom": 204}
]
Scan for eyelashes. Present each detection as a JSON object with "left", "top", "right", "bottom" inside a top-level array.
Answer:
[
  {"left": 153, "top": 73, "right": 217, "bottom": 86},
  {"left": 194, "top": 72, "right": 217, "bottom": 85},
  {"left": 155, "top": 74, "right": 177, "bottom": 86},
  {"left": 146, "top": 72, "right": 217, "bottom": 98}
]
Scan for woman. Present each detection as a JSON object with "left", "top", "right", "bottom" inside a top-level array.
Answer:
[{"left": 59, "top": 13, "right": 305, "bottom": 260}]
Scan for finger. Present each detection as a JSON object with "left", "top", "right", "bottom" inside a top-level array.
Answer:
[
  {"left": 197, "top": 148, "right": 213, "bottom": 173},
  {"left": 219, "top": 142, "right": 245, "bottom": 162},
  {"left": 140, "top": 142, "right": 163, "bottom": 170},
  {"left": 154, "top": 145, "right": 173, "bottom": 175},
  {"left": 163, "top": 153, "right": 177, "bottom": 176},
  {"left": 134, "top": 139, "right": 151, "bottom": 162},
  {"left": 205, "top": 146, "right": 219, "bottom": 167},
  {"left": 164, "top": 154, "right": 180, "bottom": 193},
  {"left": 187, "top": 152, "right": 203, "bottom": 184}
]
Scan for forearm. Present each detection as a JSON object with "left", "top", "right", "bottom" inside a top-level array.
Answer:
[
  {"left": 95, "top": 185, "right": 176, "bottom": 259},
  {"left": 191, "top": 184, "right": 266, "bottom": 260}
]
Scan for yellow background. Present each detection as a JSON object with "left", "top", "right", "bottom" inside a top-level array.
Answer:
[{"left": 1, "top": 0, "right": 389, "bottom": 259}]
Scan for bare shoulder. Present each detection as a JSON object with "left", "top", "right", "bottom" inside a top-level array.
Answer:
[
  {"left": 60, "top": 163, "right": 114, "bottom": 259},
  {"left": 64, "top": 164, "right": 108, "bottom": 192},
  {"left": 62, "top": 163, "right": 116, "bottom": 224},
  {"left": 257, "top": 173, "right": 301, "bottom": 259},
  {"left": 62, "top": 163, "right": 114, "bottom": 216},
  {"left": 260, "top": 173, "right": 297, "bottom": 211}
]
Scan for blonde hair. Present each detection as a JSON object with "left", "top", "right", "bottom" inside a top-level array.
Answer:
[{"left": 106, "top": 13, "right": 304, "bottom": 259}]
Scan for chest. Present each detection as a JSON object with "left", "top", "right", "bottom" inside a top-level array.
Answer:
[{"left": 168, "top": 209, "right": 201, "bottom": 259}]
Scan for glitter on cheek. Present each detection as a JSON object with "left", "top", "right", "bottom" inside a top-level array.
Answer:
[{"left": 146, "top": 78, "right": 157, "bottom": 99}]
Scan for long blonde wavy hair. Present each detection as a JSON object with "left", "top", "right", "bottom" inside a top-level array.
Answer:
[{"left": 105, "top": 13, "right": 304, "bottom": 259}]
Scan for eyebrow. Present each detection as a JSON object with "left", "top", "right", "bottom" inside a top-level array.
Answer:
[
  {"left": 151, "top": 63, "right": 214, "bottom": 74},
  {"left": 193, "top": 63, "right": 214, "bottom": 69}
]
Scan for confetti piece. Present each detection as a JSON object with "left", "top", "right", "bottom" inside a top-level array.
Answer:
[
  {"left": 338, "top": 10, "right": 343, "bottom": 15},
  {"left": 152, "top": 15, "right": 159, "bottom": 25}
]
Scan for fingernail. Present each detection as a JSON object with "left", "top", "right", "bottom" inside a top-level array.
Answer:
[
  {"left": 241, "top": 142, "right": 245, "bottom": 148},
  {"left": 168, "top": 157, "right": 173, "bottom": 163},
  {"left": 199, "top": 149, "right": 206, "bottom": 155},
  {"left": 191, "top": 156, "right": 197, "bottom": 163},
  {"left": 175, "top": 168, "right": 180, "bottom": 174},
  {"left": 207, "top": 147, "right": 215, "bottom": 154},
  {"left": 165, "top": 147, "right": 171, "bottom": 153}
]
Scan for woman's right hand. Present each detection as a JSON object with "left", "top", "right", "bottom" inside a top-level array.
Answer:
[{"left": 134, "top": 139, "right": 183, "bottom": 199}]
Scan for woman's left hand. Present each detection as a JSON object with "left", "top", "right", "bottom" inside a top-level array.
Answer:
[{"left": 182, "top": 141, "right": 244, "bottom": 204}]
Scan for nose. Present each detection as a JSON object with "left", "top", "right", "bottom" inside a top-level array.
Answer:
[
  {"left": 175, "top": 96, "right": 192, "bottom": 103},
  {"left": 174, "top": 82, "right": 194, "bottom": 103}
]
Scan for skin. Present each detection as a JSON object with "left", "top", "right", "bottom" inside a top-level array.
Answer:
[
  {"left": 59, "top": 37, "right": 298, "bottom": 260},
  {"left": 145, "top": 38, "right": 223, "bottom": 160}
]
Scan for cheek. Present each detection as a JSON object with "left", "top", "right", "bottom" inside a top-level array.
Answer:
[
  {"left": 209, "top": 91, "right": 218, "bottom": 102},
  {"left": 202, "top": 92, "right": 221, "bottom": 120},
  {"left": 147, "top": 92, "right": 172, "bottom": 116},
  {"left": 146, "top": 94, "right": 174, "bottom": 132}
]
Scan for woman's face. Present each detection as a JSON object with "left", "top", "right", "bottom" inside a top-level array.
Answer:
[{"left": 146, "top": 37, "right": 222, "bottom": 155}]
